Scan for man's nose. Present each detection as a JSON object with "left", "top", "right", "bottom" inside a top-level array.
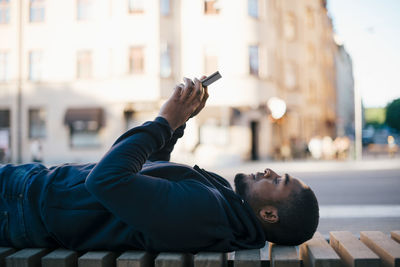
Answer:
[{"left": 264, "top": 168, "right": 280, "bottom": 179}]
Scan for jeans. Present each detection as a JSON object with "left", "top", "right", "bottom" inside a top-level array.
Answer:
[{"left": 0, "top": 164, "right": 55, "bottom": 248}]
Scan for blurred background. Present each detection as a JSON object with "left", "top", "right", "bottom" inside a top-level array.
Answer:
[
  {"left": 0, "top": 0, "right": 399, "bottom": 235},
  {"left": 0, "top": 0, "right": 399, "bottom": 166}
]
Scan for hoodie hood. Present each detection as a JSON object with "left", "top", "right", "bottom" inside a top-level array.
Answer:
[{"left": 193, "top": 165, "right": 266, "bottom": 250}]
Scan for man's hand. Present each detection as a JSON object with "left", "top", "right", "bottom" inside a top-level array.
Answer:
[{"left": 158, "top": 76, "right": 209, "bottom": 131}]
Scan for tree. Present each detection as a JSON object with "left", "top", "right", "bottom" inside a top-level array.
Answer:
[{"left": 385, "top": 98, "right": 400, "bottom": 131}]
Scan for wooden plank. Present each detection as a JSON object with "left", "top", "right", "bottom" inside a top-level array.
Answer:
[
  {"left": 155, "top": 253, "right": 193, "bottom": 267},
  {"left": 392, "top": 231, "right": 400, "bottom": 244},
  {"left": 260, "top": 242, "right": 270, "bottom": 265},
  {"left": 194, "top": 252, "right": 226, "bottom": 267},
  {"left": 0, "top": 248, "right": 17, "bottom": 267},
  {"left": 269, "top": 244, "right": 300, "bottom": 267},
  {"left": 299, "top": 232, "right": 341, "bottom": 267},
  {"left": 360, "top": 231, "right": 400, "bottom": 267},
  {"left": 5, "top": 248, "right": 50, "bottom": 267},
  {"left": 117, "top": 251, "right": 154, "bottom": 267},
  {"left": 234, "top": 249, "right": 261, "bottom": 267},
  {"left": 227, "top": 252, "right": 235, "bottom": 267},
  {"left": 330, "top": 231, "right": 380, "bottom": 267},
  {"left": 78, "top": 251, "right": 117, "bottom": 267},
  {"left": 41, "top": 249, "right": 78, "bottom": 267}
]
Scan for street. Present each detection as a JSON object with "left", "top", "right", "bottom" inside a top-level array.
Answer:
[
  {"left": 292, "top": 169, "right": 400, "bottom": 205},
  {"left": 207, "top": 159, "right": 400, "bottom": 237}
]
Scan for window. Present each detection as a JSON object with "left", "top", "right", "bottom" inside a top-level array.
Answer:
[
  {"left": 204, "top": 0, "right": 220, "bottom": 15},
  {"left": 160, "top": 0, "right": 170, "bottom": 16},
  {"left": 0, "top": 110, "right": 10, "bottom": 128},
  {"left": 77, "top": 0, "right": 92, "bottom": 20},
  {"left": 283, "top": 13, "right": 296, "bottom": 41},
  {"left": 0, "top": 0, "right": 10, "bottom": 24},
  {"left": 160, "top": 43, "right": 171, "bottom": 78},
  {"left": 0, "top": 109, "right": 11, "bottom": 163},
  {"left": 248, "top": 0, "right": 258, "bottom": 18},
  {"left": 129, "top": 47, "right": 144, "bottom": 74},
  {"left": 204, "top": 46, "right": 218, "bottom": 74},
  {"left": 77, "top": 50, "right": 92, "bottom": 79},
  {"left": 284, "top": 63, "right": 297, "bottom": 89},
  {"left": 124, "top": 107, "right": 135, "bottom": 130},
  {"left": 249, "top": 45, "right": 259, "bottom": 76},
  {"left": 308, "top": 80, "right": 317, "bottom": 102},
  {"left": 307, "top": 43, "right": 316, "bottom": 64},
  {"left": 70, "top": 126, "right": 101, "bottom": 147},
  {"left": 30, "top": 0, "right": 45, "bottom": 22},
  {"left": 29, "top": 108, "right": 46, "bottom": 139},
  {"left": 306, "top": 7, "right": 314, "bottom": 28},
  {"left": 64, "top": 108, "right": 104, "bottom": 148},
  {"left": 128, "top": 0, "right": 144, "bottom": 13},
  {"left": 0, "top": 52, "right": 8, "bottom": 82},
  {"left": 29, "top": 51, "right": 43, "bottom": 81}
]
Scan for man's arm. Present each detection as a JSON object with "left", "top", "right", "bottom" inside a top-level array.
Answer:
[
  {"left": 148, "top": 123, "right": 186, "bottom": 162},
  {"left": 85, "top": 77, "right": 209, "bottom": 229}
]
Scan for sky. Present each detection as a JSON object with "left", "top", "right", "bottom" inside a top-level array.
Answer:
[{"left": 327, "top": 0, "right": 400, "bottom": 108}]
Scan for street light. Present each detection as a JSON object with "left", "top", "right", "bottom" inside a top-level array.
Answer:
[{"left": 267, "top": 97, "right": 287, "bottom": 120}]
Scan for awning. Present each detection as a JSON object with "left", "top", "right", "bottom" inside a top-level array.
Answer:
[{"left": 64, "top": 108, "right": 105, "bottom": 130}]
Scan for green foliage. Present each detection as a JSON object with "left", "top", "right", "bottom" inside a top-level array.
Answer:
[
  {"left": 365, "top": 107, "right": 385, "bottom": 127},
  {"left": 385, "top": 98, "right": 400, "bottom": 131}
]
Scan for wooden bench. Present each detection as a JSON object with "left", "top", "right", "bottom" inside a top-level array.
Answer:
[{"left": 1, "top": 231, "right": 400, "bottom": 267}]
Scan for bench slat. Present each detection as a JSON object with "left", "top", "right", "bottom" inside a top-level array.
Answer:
[
  {"left": 300, "top": 232, "right": 341, "bottom": 267},
  {"left": 330, "top": 231, "right": 380, "bottom": 267},
  {"left": 5, "top": 248, "right": 50, "bottom": 267},
  {"left": 260, "top": 242, "right": 270, "bottom": 264},
  {"left": 269, "top": 244, "right": 300, "bottom": 267},
  {"left": 155, "top": 253, "right": 193, "bottom": 267},
  {"left": 117, "top": 251, "right": 155, "bottom": 267},
  {"left": 360, "top": 231, "right": 400, "bottom": 267},
  {"left": 392, "top": 231, "right": 400, "bottom": 244},
  {"left": 234, "top": 249, "right": 261, "bottom": 267},
  {"left": 78, "top": 251, "right": 117, "bottom": 267},
  {"left": 194, "top": 252, "right": 226, "bottom": 267},
  {"left": 41, "top": 248, "right": 78, "bottom": 267},
  {"left": 0, "top": 247, "right": 17, "bottom": 266}
]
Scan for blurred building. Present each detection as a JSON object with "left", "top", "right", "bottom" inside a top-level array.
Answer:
[
  {"left": 0, "top": 0, "right": 337, "bottom": 165},
  {"left": 334, "top": 42, "right": 355, "bottom": 138}
]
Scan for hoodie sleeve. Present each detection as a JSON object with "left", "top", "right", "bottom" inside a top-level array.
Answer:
[
  {"left": 84, "top": 118, "right": 220, "bottom": 237},
  {"left": 148, "top": 123, "right": 186, "bottom": 162}
]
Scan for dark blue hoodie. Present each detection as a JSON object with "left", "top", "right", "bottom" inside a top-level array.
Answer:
[{"left": 9, "top": 117, "right": 266, "bottom": 252}]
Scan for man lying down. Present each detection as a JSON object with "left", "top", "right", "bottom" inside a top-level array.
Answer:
[{"left": 0, "top": 76, "right": 319, "bottom": 252}]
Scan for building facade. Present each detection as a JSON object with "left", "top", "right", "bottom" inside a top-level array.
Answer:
[
  {"left": 334, "top": 43, "right": 355, "bottom": 138},
  {"left": 0, "top": 0, "right": 338, "bottom": 165}
]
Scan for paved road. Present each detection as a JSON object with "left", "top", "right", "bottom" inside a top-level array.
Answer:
[
  {"left": 291, "top": 169, "right": 400, "bottom": 205},
  {"left": 207, "top": 163, "right": 400, "bottom": 237},
  {"left": 289, "top": 169, "right": 400, "bottom": 237}
]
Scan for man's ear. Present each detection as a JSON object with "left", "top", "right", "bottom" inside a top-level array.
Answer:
[{"left": 259, "top": 206, "right": 279, "bottom": 223}]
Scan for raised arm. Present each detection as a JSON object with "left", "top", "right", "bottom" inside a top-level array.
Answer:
[
  {"left": 85, "top": 76, "right": 209, "bottom": 229},
  {"left": 148, "top": 76, "right": 208, "bottom": 161},
  {"left": 148, "top": 123, "right": 186, "bottom": 162}
]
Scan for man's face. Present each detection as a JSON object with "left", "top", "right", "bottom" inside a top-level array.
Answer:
[{"left": 234, "top": 168, "right": 308, "bottom": 206}]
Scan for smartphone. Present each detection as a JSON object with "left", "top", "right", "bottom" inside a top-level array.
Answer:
[{"left": 201, "top": 71, "right": 222, "bottom": 87}]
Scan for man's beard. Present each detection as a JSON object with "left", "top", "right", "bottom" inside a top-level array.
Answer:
[{"left": 234, "top": 173, "right": 248, "bottom": 198}]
